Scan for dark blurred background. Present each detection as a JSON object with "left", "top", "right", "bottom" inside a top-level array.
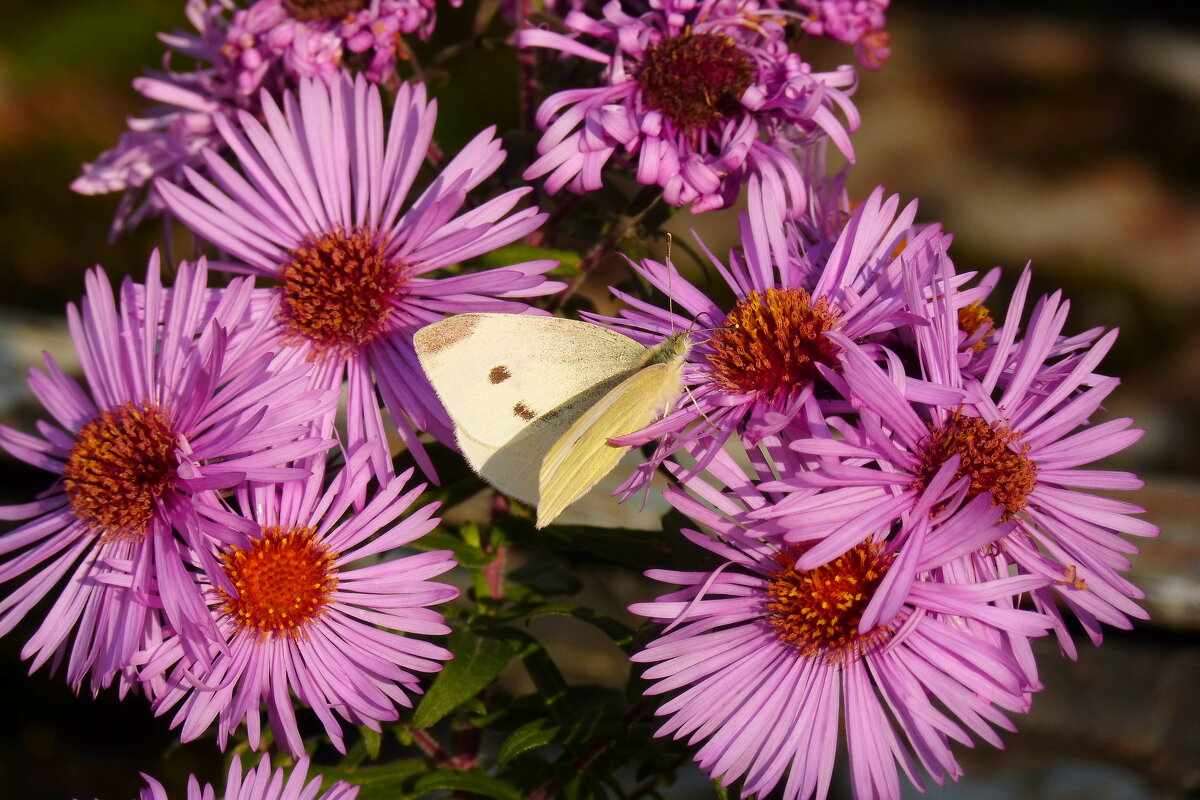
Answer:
[{"left": 0, "top": 1, "right": 1197, "bottom": 798}]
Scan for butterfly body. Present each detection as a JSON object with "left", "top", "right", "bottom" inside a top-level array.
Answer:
[{"left": 414, "top": 313, "right": 691, "bottom": 527}]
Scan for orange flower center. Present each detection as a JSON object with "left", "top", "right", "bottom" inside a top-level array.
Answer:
[
  {"left": 915, "top": 410, "right": 1037, "bottom": 518},
  {"left": 63, "top": 403, "right": 178, "bottom": 540},
  {"left": 280, "top": 226, "right": 407, "bottom": 358},
  {"left": 220, "top": 526, "right": 338, "bottom": 639},
  {"left": 957, "top": 301, "right": 994, "bottom": 353},
  {"left": 765, "top": 542, "right": 895, "bottom": 663},
  {"left": 637, "top": 30, "right": 755, "bottom": 131},
  {"left": 706, "top": 287, "right": 842, "bottom": 400}
]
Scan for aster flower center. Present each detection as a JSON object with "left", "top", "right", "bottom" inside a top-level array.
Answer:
[
  {"left": 637, "top": 30, "right": 755, "bottom": 131},
  {"left": 706, "top": 287, "right": 843, "bottom": 400},
  {"left": 958, "top": 301, "right": 994, "bottom": 353},
  {"left": 63, "top": 403, "right": 178, "bottom": 540},
  {"left": 219, "top": 526, "right": 338, "bottom": 639},
  {"left": 280, "top": 226, "right": 407, "bottom": 357},
  {"left": 915, "top": 410, "right": 1037, "bottom": 517},
  {"left": 282, "top": 0, "right": 368, "bottom": 22},
  {"left": 765, "top": 543, "right": 895, "bottom": 662}
]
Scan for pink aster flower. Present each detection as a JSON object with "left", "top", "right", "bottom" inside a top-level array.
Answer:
[
  {"left": 0, "top": 255, "right": 335, "bottom": 695},
  {"left": 780, "top": 266, "right": 1157, "bottom": 653},
  {"left": 225, "top": 0, "right": 443, "bottom": 93},
  {"left": 795, "top": 0, "right": 891, "bottom": 69},
  {"left": 73, "top": 0, "right": 438, "bottom": 236},
  {"left": 156, "top": 74, "right": 559, "bottom": 482},
  {"left": 588, "top": 177, "right": 942, "bottom": 494},
  {"left": 72, "top": 1, "right": 270, "bottom": 236},
  {"left": 518, "top": 0, "right": 859, "bottom": 213},
  {"left": 81, "top": 753, "right": 358, "bottom": 800},
  {"left": 631, "top": 462, "right": 1054, "bottom": 800},
  {"left": 140, "top": 449, "right": 458, "bottom": 756}
]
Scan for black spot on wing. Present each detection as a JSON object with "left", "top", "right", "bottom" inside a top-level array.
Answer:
[
  {"left": 513, "top": 402, "right": 536, "bottom": 421},
  {"left": 489, "top": 365, "right": 511, "bottom": 384}
]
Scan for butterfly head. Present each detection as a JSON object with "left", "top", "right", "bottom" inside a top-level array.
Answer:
[{"left": 647, "top": 331, "right": 693, "bottom": 366}]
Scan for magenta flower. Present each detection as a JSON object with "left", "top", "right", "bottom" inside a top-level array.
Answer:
[
  {"left": 156, "top": 73, "right": 560, "bottom": 482},
  {"left": 518, "top": 0, "right": 859, "bottom": 213},
  {"left": 0, "top": 255, "right": 334, "bottom": 695},
  {"left": 73, "top": 1, "right": 267, "bottom": 236},
  {"left": 222, "top": 0, "right": 442, "bottom": 93},
  {"left": 631, "top": 465, "right": 1053, "bottom": 800},
  {"left": 779, "top": 266, "right": 1157, "bottom": 653},
  {"left": 588, "top": 177, "right": 940, "bottom": 494},
  {"left": 80, "top": 753, "right": 358, "bottom": 800},
  {"left": 140, "top": 449, "right": 458, "bottom": 756},
  {"left": 795, "top": 0, "right": 891, "bottom": 69},
  {"left": 73, "top": 0, "right": 440, "bottom": 236}
]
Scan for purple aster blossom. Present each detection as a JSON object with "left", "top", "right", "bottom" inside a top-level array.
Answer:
[
  {"left": 72, "top": 0, "right": 439, "bottom": 237},
  {"left": 795, "top": 0, "right": 891, "bottom": 70},
  {"left": 72, "top": 0, "right": 274, "bottom": 237},
  {"left": 630, "top": 453, "right": 1054, "bottom": 799},
  {"left": 0, "top": 254, "right": 335, "bottom": 695},
  {"left": 518, "top": 0, "right": 860, "bottom": 213},
  {"left": 780, "top": 265, "right": 1157, "bottom": 654},
  {"left": 155, "top": 73, "right": 560, "bottom": 483},
  {"left": 588, "top": 177, "right": 942, "bottom": 495},
  {"left": 140, "top": 448, "right": 458, "bottom": 756},
  {"left": 224, "top": 0, "right": 445, "bottom": 93},
  {"left": 80, "top": 753, "right": 358, "bottom": 800}
]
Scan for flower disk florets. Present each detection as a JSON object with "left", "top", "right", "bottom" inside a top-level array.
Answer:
[
  {"left": 283, "top": 0, "right": 368, "bottom": 21},
  {"left": 637, "top": 30, "right": 755, "bottom": 132},
  {"left": 280, "top": 226, "right": 406, "bottom": 356},
  {"left": 220, "top": 526, "right": 338, "bottom": 639},
  {"left": 707, "top": 287, "right": 842, "bottom": 400},
  {"left": 765, "top": 543, "right": 894, "bottom": 663},
  {"left": 958, "top": 300, "right": 994, "bottom": 353},
  {"left": 916, "top": 410, "right": 1037, "bottom": 518},
  {"left": 63, "top": 403, "right": 178, "bottom": 540}
]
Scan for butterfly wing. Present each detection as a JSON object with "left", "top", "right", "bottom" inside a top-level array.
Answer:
[
  {"left": 537, "top": 356, "right": 687, "bottom": 528},
  {"left": 414, "top": 313, "right": 649, "bottom": 503}
]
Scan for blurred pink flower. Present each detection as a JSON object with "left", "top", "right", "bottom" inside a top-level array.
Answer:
[{"left": 518, "top": 0, "right": 859, "bottom": 213}]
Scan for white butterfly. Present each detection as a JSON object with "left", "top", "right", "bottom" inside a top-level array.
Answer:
[{"left": 414, "top": 313, "right": 691, "bottom": 527}]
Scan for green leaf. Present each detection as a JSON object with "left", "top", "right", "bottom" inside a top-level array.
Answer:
[
  {"left": 527, "top": 604, "right": 636, "bottom": 650},
  {"left": 411, "top": 629, "right": 514, "bottom": 729},
  {"left": 478, "top": 243, "right": 582, "bottom": 274},
  {"left": 317, "top": 759, "right": 426, "bottom": 800},
  {"left": 496, "top": 706, "right": 613, "bottom": 767},
  {"left": 497, "top": 516, "right": 673, "bottom": 571},
  {"left": 411, "top": 769, "right": 525, "bottom": 800},
  {"left": 508, "top": 550, "right": 582, "bottom": 596},
  {"left": 476, "top": 624, "right": 572, "bottom": 717},
  {"left": 360, "top": 726, "right": 381, "bottom": 760},
  {"left": 472, "top": 0, "right": 502, "bottom": 35},
  {"left": 407, "top": 526, "right": 492, "bottom": 568},
  {"left": 713, "top": 780, "right": 732, "bottom": 800},
  {"left": 512, "top": 636, "right": 570, "bottom": 716}
]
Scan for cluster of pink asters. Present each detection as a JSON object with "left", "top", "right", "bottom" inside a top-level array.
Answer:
[
  {"left": 519, "top": 0, "right": 860, "bottom": 214},
  {"left": 795, "top": 0, "right": 892, "bottom": 68},
  {"left": 4, "top": 70, "right": 559, "bottom": 763},
  {"left": 602, "top": 173, "right": 1154, "bottom": 796},
  {"left": 3, "top": 0, "right": 1156, "bottom": 798},
  {"left": 72, "top": 0, "right": 450, "bottom": 235}
]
